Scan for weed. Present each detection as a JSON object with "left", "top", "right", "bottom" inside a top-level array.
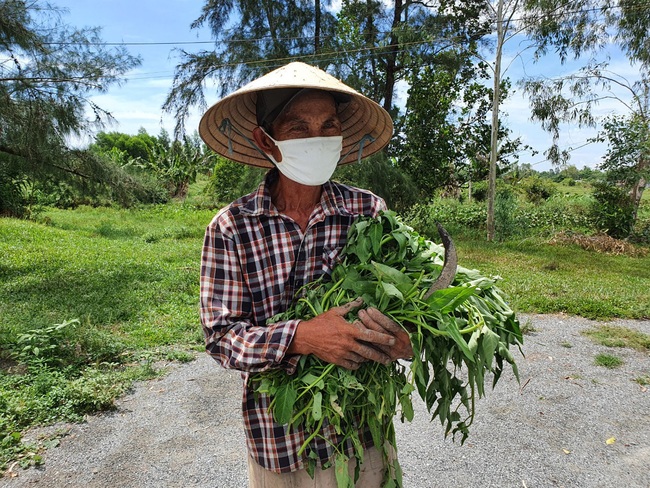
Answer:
[
  {"left": 560, "top": 341, "right": 573, "bottom": 348},
  {"left": 520, "top": 320, "right": 538, "bottom": 334},
  {"left": 634, "top": 375, "right": 650, "bottom": 386},
  {"left": 594, "top": 353, "right": 624, "bottom": 369},
  {"left": 582, "top": 325, "right": 650, "bottom": 351}
]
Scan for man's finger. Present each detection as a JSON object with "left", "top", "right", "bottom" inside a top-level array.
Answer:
[
  {"left": 360, "top": 308, "right": 403, "bottom": 335},
  {"left": 331, "top": 297, "right": 364, "bottom": 316},
  {"left": 352, "top": 341, "right": 391, "bottom": 365},
  {"left": 352, "top": 320, "right": 395, "bottom": 347}
]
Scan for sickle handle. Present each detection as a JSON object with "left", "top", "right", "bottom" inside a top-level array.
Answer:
[{"left": 423, "top": 223, "right": 458, "bottom": 300}]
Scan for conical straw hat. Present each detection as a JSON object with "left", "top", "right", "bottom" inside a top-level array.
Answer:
[{"left": 198, "top": 62, "right": 393, "bottom": 168}]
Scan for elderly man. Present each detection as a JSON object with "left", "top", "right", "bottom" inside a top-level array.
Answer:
[{"left": 198, "top": 62, "right": 412, "bottom": 487}]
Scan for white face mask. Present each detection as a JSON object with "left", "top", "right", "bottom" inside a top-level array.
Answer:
[{"left": 262, "top": 130, "right": 343, "bottom": 186}]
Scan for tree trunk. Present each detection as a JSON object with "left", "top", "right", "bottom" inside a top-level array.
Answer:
[
  {"left": 314, "top": 0, "right": 321, "bottom": 54},
  {"left": 630, "top": 150, "right": 649, "bottom": 224},
  {"left": 383, "top": 0, "right": 403, "bottom": 113},
  {"left": 487, "top": 0, "right": 504, "bottom": 242}
]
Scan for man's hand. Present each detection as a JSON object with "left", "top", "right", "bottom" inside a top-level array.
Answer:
[
  {"left": 357, "top": 307, "right": 413, "bottom": 361},
  {"left": 288, "top": 298, "right": 396, "bottom": 370}
]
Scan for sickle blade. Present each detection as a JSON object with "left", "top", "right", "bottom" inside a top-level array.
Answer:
[{"left": 423, "top": 223, "right": 458, "bottom": 300}]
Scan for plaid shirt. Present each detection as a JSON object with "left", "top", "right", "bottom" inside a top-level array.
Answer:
[{"left": 200, "top": 170, "right": 386, "bottom": 473}]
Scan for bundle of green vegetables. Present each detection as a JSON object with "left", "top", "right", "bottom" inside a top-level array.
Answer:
[{"left": 250, "top": 211, "right": 522, "bottom": 487}]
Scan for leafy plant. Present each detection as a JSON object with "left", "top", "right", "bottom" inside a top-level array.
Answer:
[
  {"left": 15, "top": 319, "right": 80, "bottom": 367},
  {"left": 590, "top": 181, "right": 636, "bottom": 238},
  {"left": 250, "top": 211, "right": 522, "bottom": 487}
]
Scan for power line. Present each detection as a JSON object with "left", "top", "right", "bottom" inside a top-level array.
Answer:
[{"left": 40, "top": 1, "right": 650, "bottom": 49}]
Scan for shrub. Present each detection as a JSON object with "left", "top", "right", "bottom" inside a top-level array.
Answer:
[
  {"left": 519, "top": 175, "right": 557, "bottom": 204},
  {"left": 590, "top": 182, "right": 635, "bottom": 238},
  {"left": 404, "top": 199, "right": 486, "bottom": 239},
  {"left": 494, "top": 188, "right": 519, "bottom": 240},
  {"left": 206, "top": 158, "right": 266, "bottom": 204},
  {"left": 470, "top": 180, "right": 488, "bottom": 202}
]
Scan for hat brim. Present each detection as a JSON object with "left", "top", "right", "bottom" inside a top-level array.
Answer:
[{"left": 198, "top": 62, "right": 394, "bottom": 168}]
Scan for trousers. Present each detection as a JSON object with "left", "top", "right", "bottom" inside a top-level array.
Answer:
[{"left": 247, "top": 446, "right": 389, "bottom": 488}]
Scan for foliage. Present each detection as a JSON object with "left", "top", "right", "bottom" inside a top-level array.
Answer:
[
  {"left": 90, "top": 129, "right": 160, "bottom": 162},
  {"left": 140, "top": 133, "right": 214, "bottom": 199},
  {"left": 596, "top": 114, "right": 650, "bottom": 231},
  {"left": 590, "top": 181, "right": 636, "bottom": 238},
  {"left": 405, "top": 200, "right": 487, "bottom": 239},
  {"left": 0, "top": 0, "right": 141, "bottom": 217},
  {"left": 517, "top": 175, "right": 557, "bottom": 204},
  {"left": 494, "top": 188, "right": 519, "bottom": 241},
  {"left": 521, "top": 0, "right": 649, "bottom": 231},
  {"left": 250, "top": 211, "right": 522, "bottom": 487},
  {"left": 333, "top": 154, "right": 420, "bottom": 213},
  {"left": 205, "top": 158, "right": 267, "bottom": 204}
]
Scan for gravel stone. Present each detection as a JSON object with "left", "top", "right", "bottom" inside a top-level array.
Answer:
[{"left": 3, "top": 314, "right": 649, "bottom": 488}]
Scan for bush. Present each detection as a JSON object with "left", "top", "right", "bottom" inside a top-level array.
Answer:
[
  {"left": 518, "top": 175, "right": 557, "bottom": 204},
  {"left": 514, "top": 195, "right": 593, "bottom": 235},
  {"left": 494, "top": 188, "right": 519, "bottom": 241},
  {"left": 334, "top": 155, "right": 420, "bottom": 212},
  {"left": 404, "top": 199, "right": 486, "bottom": 239},
  {"left": 470, "top": 180, "right": 488, "bottom": 202},
  {"left": 205, "top": 158, "right": 266, "bottom": 204},
  {"left": 590, "top": 182, "right": 635, "bottom": 238}
]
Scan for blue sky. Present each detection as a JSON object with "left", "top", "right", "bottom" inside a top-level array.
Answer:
[{"left": 54, "top": 0, "right": 641, "bottom": 172}]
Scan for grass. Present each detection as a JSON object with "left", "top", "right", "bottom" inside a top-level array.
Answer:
[
  {"left": 594, "top": 353, "right": 624, "bottom": 369},
  {"left": 0, "top": 203, "right": 216, "bottom": 471},
  {"left": 0, "top": 194, "right": 649, "bottom": 471},
  {"left": 582, "top": 325, "right": 650, "bottom": 351},
  {"left": 455, "top": 237, "right": 650, "bottom": 320}
]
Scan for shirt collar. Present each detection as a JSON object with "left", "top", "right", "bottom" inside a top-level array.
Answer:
[{"left": 239, "top": 169, "right": 353, "bottom": 219}]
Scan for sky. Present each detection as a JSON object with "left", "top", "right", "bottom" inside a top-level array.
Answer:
[{"left": 53, "top": 0, "right": 642, "bottom": 172}]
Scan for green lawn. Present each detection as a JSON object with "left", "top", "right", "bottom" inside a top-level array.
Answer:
[{"left": 456, "top": 238, "right": 650, "bottom": 320}]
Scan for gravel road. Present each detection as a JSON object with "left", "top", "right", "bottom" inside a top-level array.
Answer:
[{"left": 2, "top": 314, "right": 649, "bottom": 488}]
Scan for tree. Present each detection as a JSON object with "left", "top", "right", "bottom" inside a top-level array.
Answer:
[
  {"left": 521, "top": 0, "right": 650, "bottom": 234},
  {"left": 332, "top": 0, "right": 489, "bottom": 115},
  {"left": 163, "top": 0, "right": 337, "bottom": 135},
  {"left": 0, "top": 0, "right": 141, "bottom": 216},
  {"left": 142, "top": 133, "right": 214, "bottom": 199},
  {"left": 91, "top": 129, "right": 159, "bottom": 162}
]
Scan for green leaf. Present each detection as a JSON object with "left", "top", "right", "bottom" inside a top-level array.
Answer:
[
  {"left": 371, "top": 261, "right": 411, "bottom": 285},
  {"left": 480, "top": 326, "right": 500, "bottom": 369},
  {"left": 301, "top": 373, "right": 325, "bottom": 390},
  {"left": 370, "top": 221, "right": 383, "bottom": 256},
  {"left": 441, "top": 319, "right": 474, "bottom": 363},
  {"left": 335, "top": 452, "right": 353, "bottom": 488},
  {"left": 312, "top": 391, "right": 322, "bottom": 421},
  {"left": 381, "top": 282, "right": 404, "bottom": 300},
  {"left": 425, "top": 286, "right": 475, "bottom": 313},
  {"left": 272, "top": 383, "right": 297, "bottom": 425},
  {"left": 400, "top": 394, "right": 414, "bottom": 422}
]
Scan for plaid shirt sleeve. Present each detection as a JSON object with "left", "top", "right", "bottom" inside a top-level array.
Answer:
[{"left": 200, "top": 209, "right": 301, "bottom": 374}]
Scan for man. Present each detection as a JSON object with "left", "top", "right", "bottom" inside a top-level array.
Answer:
[{"left": 199, "top": 62, "right": 412, "bottom": 487}]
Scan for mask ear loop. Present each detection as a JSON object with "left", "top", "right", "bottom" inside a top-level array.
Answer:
[
  {"left": 219, "top": 118, "right": 276, "bottom": 165},
  {"left": 338, "top": 133, "right": 375, "bottom": 164}
]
